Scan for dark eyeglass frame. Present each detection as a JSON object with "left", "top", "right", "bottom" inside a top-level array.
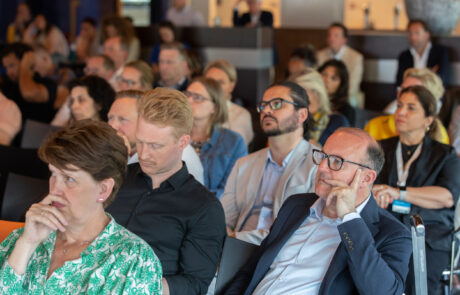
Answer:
[
  {"left": 184, "top": 90, "right": 213, "bottom": 103},
  {"left": 256, "top": 97, "right": 302, "bottom": 113},
  {"left": 117, "top": 76, "right": 138, "bottom": 86},
  {"left": 312, "top": 149, "right": 373, "bottom": 171}
]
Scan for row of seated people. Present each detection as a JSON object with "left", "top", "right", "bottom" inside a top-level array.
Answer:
[
  {"left": 0, "top": 78, "right": 459, "bottom": 295},
  {"left": 0, "top": 15, "right": 460, "bottom": 295}
]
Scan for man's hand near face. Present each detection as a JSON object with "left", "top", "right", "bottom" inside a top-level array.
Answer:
[{"left": 324, "top": 168, "right": 362, "bottom": 219}]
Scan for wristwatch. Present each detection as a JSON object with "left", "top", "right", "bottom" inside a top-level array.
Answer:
[{"left": 398, "top": 186, "right": 407, "bottom": 202}]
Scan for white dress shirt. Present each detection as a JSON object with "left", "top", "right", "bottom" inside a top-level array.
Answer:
[
  {"left": 253, "top": 196, "right": 370, "bottom": 295},
  {"left": 410, "top": 41, "right": 432, "bottom": 69}
]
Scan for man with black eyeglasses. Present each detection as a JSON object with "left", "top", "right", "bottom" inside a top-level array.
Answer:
[
  {"left": 220, "top": 81, "right": 318, "bottom": 245},
  {"left": 224, "top": 127, "right": 412, "bottom": 295}
]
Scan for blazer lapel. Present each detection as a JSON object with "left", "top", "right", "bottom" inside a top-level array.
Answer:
[
  {"left": 319, "top": 196, "right": 380, "bottom": 294},
  {"left": 248, "top": 195, "right": 317, "bottom": 292},
  {"left": 273, "top": 140, "right": 309, "bottom": 215},
  {"left": 236, "top": 148, "right": 269, "bottom": 231}
]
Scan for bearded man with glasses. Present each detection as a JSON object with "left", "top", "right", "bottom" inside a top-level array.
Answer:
[
  {"left": 224, "top": 127, "right": 412, "bottom": 295},
  {"left": 221, "top": 81, "right": 318, "bottom": 245}
]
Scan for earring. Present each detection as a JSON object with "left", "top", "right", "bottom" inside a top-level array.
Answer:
[{"left": 97, "top": 198, "right": 104, "bottom": 202}]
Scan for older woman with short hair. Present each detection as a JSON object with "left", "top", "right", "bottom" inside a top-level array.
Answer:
[
  {"left": 185, "top": 77, "right": 247, "bottom": 198},
  {"left": 0, "top": 120, "right": 162, "bottom": 294}
]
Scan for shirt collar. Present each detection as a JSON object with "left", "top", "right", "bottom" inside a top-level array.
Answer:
[
  {"left": 331, "top": 45, "right": 347, "bottom": 60},
  {"left": 135, "top": 162, "right": 190, "bottom": 191},
  {"left": 410, "top": 41, "right": 432, "bottom": 58},
  {"left": 266, "top": 140, "right": 302, "bottom": 168},
  {"left": 158, "top": 77, "right": 187, "bottom": 90}
]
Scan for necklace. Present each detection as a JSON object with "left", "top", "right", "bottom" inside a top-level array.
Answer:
[{"left": 57, "top": 235, "right": 93, "bottom": 256}]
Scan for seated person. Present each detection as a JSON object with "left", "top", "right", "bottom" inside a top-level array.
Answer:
[
  {"left": 166, "top": 0, "right": 204, "bottom": 27},
  {"left": 116, "top": 60, "right": 154, "bottom": 92},
  {"left": 107, "top": 88, "right": 226, "bottom": 295},
  {"left": 0, "top": 92, "right": 22, "bottom": 146},
  {"left": 75, "top": 17, "right": 99, "bottom": 62},
  {"left": 221, "top": 81, "right": 317, "bottom": 245},
  {"left": 23, "top": 14, "right": 69, "bottom": 61},
  {"left": 83, "top": 54, "right": 115, "bottom": 83},
  {"left": 108, "top": 89, "right": 204, "bottom": 183},
  {"left": 53, "top": 75, "right": 115, "bottom": 126},
  {"left": 365, "top": 67, "right": 449, "bottom": 144},
  {"left": 6, "top": 3, "right": 32, "bottom": 43},
  {"left": 295, "top": 69, "right": 349, "bottom": 146},
  {"left": 1, "top": 43, "right": 61, "bottom": 124},
  {"left": 0, "top": 120, "right": 162, "bottom": 294},
  {"left": 319, "top": 59, "right": 356, "bottom": 126},
  {"left": 149, "top": 21, "right": 189, "bottom": 75},
  {"left": 317, "top": 23, "right": 363, "bottom": 108},
  {"left": 154, "top": 42, "right": 189, "bottom": 91},
  {"left": 204, "top": 59, "right": 254, "bottom": 145},
  {"left": 287, "top": 44, "right": 317, "bottom": 78},
  {"left": 101, "top": 15, "right": 140, "bottom": 63},
  {"left": 185, "top": 77, "right": 247, "bottom": 198},
  {"left": 373, "top": 85, "right": 460, "bottom": 295},
  {"left": 233, "top": 0, "right": 273, "bottom": 27},
  {"left": 224, "top": 128, "right": 412, "bottom": 295}
]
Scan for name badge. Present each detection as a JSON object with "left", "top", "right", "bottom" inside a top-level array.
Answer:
[{"left": 392, "top": 200, "right": 411, "bottom": 214}]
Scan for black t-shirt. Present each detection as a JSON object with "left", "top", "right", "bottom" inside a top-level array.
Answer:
[{"left": 0, "top": 74, "right": 57, "bottom": 124}]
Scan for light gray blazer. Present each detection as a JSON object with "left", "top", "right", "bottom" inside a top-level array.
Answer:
[{"left": 220, "top": 139, "right": 317, "bottom": 245}]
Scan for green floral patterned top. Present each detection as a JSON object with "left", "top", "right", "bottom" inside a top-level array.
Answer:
[{"left": 0, "top": 215, "right": 162, "bottom": 294}]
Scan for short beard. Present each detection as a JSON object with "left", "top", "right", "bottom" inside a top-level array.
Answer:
[{"left": 262, "top": 112, "right": 299, "bottom": 137}]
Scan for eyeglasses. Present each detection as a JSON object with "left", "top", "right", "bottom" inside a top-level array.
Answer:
[
  {"left": 184, "top": 90, "right": 212, "bottom": 103},
  {"left": 256, "top": 98, "right": 301, "bottom": 113},
  {"left": 312, "top": 149, "right": 373, "bottom": 171}
]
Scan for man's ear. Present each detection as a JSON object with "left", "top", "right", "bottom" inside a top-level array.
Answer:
[
  {"left": 362, "top": 169, "right": 377, "bottom": 189},
  {"left": 297, "top": 108, "right": 308, "bottom": 124},
  {"left": 178, "top": 134, "right": 190, "bottom": 150}
]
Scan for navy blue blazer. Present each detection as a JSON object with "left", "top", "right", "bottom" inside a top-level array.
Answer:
[
  {"left": 395, "top": 44, "right": 450, "bottom": 86},
  {"left": 233, "top": 10, "right": 273, "bottom": 27},
  {"left": 224, "top": 193, "right": 412, "bottom": 295}
]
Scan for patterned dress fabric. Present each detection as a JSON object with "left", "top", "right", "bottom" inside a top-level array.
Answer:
[{"left": 0, "top": 215, "right": 162, "bottom": 294}]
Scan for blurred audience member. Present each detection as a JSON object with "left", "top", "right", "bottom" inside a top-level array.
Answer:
[
  {"left": 204, "top": 59, "right": 254, "bottom": 145},
  {"left": 295, "top": 69, "right": 349, "bottom": 146},
  {"left": 317, "top": 23, "right": 363, "bottom": 108},
  {"left": 319, "top": 59, "right": 356, "bottom": 126},
  {"left": 149, "top": 21, "right": 189, "bottom": 75},
  {"left": 373, "top": 85, "right": 460, "bottom": 295},
  {"left": 166, "top": 0, "right": 204, "bottom": 27},
  {"left": 75, "top": 17, "right": 99, "bottom": 62},
  {"left": 0, "top": 43, "right": 60, "bottom": 123},
  {"left": 116, "top": 60, "right": 153, "bottom": 92},
  {"left": 233, "top": 0, "right": 273, "bottom": 27},
  {"left": 6, "top": 2, "right": 33, "bottom": 43},
  {"left": 101, "top": 15, "right": 140, "bottom": 63},
  {"left": 84, "top": 54, "right": 115, "bottom": 82},
  {"left": 34, "top": 45, "right": 74, "bottom": 87},
  {"left": 186, "top": 77, "right": 247, "bottom": 198},
  {"left": 23, "top": 14, "right": 69, "bottom": 61},
  {"left": 107, "top": 88, "right": 225, "bottom": 295},
  {"left": 107, "top": 90, "right": 204, "bottom": 183},
  {"left": 366, "top": 67, "right": 450, "bottom": 144},
  {"left": 155, "top": 42, "right": 189, "bottom": 91},
  {"left": 221, "top": 81, "right": 316, "bottom": 245},
  {"left": 287, "top": 44, "right": 317, "bottom": 78},
  {"left": 0, "top": 92, "right": 22, "bottom": 146},
  {"left": 396, "top": 19, "right": 449, "bottom": 86},
  {"left": 103, "top": 36, "right": 128, "bottom": 87},
  {"left": 51, "top": 75, "right": 115, "bottom": 127}
]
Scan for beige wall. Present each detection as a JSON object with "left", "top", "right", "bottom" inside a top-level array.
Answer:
[{"left": 344, "top": 0, "right": 408, "bottom": 30}]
